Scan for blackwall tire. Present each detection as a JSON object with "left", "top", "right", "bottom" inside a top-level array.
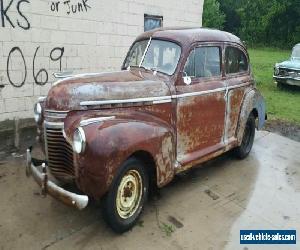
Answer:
[
  {"left": 235, "top": 113, "right": 256, "bottom": 159},
  {"left": 102, "top": 157, "right": 149, "bottom": 233}
]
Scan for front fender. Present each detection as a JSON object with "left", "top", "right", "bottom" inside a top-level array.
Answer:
[
  {"left": 73, "top": 115, "right": 175, "bottom": 199},
  {"left": 236, "top": 88, "right": 266, "bottom": 144}
]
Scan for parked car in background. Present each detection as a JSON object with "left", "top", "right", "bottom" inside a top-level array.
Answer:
[
  {"left": 26, "top": 28, "right": 266, "bottom": 233},
  {"left": 274, "top": 43, "right": 300, "bottom": 87}
]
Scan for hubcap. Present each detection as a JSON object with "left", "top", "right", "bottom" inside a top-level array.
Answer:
[{"left": 116, "top": 170, "right": 143, "bottom": 219}]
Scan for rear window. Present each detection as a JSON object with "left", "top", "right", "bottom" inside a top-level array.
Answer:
[
  {"left": 184, "top": 46, "right": 221, "bottom": 78},
  {"left": 225, "top": 47, "right": 248, "bottom": 74}
]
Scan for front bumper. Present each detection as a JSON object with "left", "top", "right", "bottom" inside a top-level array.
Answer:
[
  {"left": 273, "top": 75, "right": 300, "bottom": 86},
  {"left": 26, "top": 148, "right": 89, "bottom": 210}
]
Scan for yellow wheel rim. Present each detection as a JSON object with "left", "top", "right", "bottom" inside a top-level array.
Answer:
[{"left": 116, "top": 170, "right": 143, "bottom": 219}]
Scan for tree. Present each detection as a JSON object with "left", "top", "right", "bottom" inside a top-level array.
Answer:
[
  {"left": 202, "top": 0, "right": 225, "bottom": 30},
  {"left": 217, "top": 0, "right": 300, "bottom": 48}
]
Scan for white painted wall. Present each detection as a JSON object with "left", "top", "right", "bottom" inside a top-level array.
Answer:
[{"left": 0, "top": 0, "right": 203, "bottom": 122}]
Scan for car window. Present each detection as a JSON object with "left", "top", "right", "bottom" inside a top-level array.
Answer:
[
  {"left": 184, "top": 46, "right": 221, "bottom": 78},
  {"left": 225, "top": 47, "right": 248, "bottom": 74},
  {"left": 124, "top": 39, "right": 181, "bottom": 75}
]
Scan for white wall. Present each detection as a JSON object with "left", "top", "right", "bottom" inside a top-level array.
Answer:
[{"left": 0, "top": 0, "right": 203, "bottom": 122}]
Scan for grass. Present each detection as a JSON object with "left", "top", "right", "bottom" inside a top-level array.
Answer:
[
  {"left": 248, "top": 48, "right": 300, "bottom": 124},
  {"left": 160, "top": 222, "right": 175, "bottom": 237}
]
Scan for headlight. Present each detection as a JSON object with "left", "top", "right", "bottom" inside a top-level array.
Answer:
[
  {"left": 34, "top": 102, "right": 42, "bottom": 123},
  {"left": 73, "top": 127, "right": 86, "bottom": 154},
  {"left": 274, "top": 66, "right": 279, "bottom": 76}
]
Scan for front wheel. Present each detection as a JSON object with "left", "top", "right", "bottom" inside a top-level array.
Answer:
[
  {"left": 235, "top": 113, "right": 256, "bottom": 159},
  {"left": 102, "top": 157, "right": 149, "bottom": 233}
]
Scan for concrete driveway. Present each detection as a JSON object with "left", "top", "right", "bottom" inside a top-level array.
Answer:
[{"left": 0, "top": 131, "right": 299, "bottom": 250}]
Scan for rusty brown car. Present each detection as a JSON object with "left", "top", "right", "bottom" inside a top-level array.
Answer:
[{"left": 26, "top": 28, "right": 266, "bottom": 233}]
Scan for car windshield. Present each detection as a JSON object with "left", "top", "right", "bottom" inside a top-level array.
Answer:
[
  {"left": 291, "top": 45, "right": 300, "bottom": 59},
  {"left": 123, "top": 39, "right": 181, "bottom": 75}
]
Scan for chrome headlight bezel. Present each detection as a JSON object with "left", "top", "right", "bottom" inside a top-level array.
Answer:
[
  {"left": 34, "top": 102, "right": 42, "bottom": 123},
  {"left": 73, "top": 127, "right": 86, "bottom": 154}
]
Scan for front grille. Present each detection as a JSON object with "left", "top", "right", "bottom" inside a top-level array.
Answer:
[
  {"left": 278, "top": 68, "right": 300, "bottom": 77},
  {"left": 45, "top": 125, "right": 75, "bottom": 182}
]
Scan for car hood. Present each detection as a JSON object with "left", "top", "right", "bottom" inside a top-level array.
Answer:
[
  {"left": 276, "top": 59, "right": 300, "bottom": 69},
  {"left": 45, "top": 70, "right": 171, "bottom": 111}
]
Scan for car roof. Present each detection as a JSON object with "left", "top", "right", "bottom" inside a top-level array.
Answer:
[{"left": 136, "top": 27, "right": 244, "bottom": 47}]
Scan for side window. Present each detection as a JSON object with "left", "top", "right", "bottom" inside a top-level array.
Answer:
[
  {"left": 184, "top": 46, "right": 221, "bottom": 78},
  {"left": 225, "top": 47, "right": 248, "bottom": 74}
]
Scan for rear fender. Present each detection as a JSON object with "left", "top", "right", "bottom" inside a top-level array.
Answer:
[{"left": 236, "top": 89, "right": 266, "bottom": 144}]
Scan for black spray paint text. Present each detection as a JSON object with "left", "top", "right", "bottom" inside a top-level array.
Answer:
[
  {"left": 5, "top": 46, "right": 65, "bottom": 87},
  {"left": 50, "top": 0, "right": 91, "bottom": 15},
  {"left": 0, "top": 0, "right": 30, "bottom": 30}
]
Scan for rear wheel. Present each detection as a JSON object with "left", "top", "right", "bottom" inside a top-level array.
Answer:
[
  {"left": 235, "top": 113, "right": 256, "bottom": 159},
  {"left": 102, "top": 157, "right": 149, "bottom": 233}
]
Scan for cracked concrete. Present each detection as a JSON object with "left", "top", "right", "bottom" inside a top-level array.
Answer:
[{"left": 0, "top": 131, "right": 299, "bottom": 250}]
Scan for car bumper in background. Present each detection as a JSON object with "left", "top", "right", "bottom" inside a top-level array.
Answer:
[{"left": 273, "top": 75, "right": 300, "bottom": 86}]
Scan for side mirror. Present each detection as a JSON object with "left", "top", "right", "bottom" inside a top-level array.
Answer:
[{"left": 182, "top": 71, "right": 192, "bottom": 85}]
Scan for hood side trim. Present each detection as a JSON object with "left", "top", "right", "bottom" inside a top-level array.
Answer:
[{"left": 80, "top": 96, "right": 172, "bottom": 106}]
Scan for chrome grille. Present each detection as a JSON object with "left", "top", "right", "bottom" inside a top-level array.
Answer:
[
  {"left": 44, "top": 120, "right": 75, "bottom": 183},
  {"left": 278, "top": 67, "right": 300, "bottom": 77}
]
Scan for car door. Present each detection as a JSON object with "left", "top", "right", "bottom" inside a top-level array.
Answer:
[
  {"left": 176, "top": 44, "right": 227, "bottom": 166},
  {"left": 223, "top": 45, "right": 251, "bottom": 144}
]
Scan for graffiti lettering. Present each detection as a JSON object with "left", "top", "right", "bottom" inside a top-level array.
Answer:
[
  {"left": 0, "top": 0, "right": 30, "bottom": 30},
  {"left": 33, "top": 47, "right": 49, "bottom": 86},
  {"left": 50, "top": 47, "right": 64, "bottom": 72},
  {"left": 5, "top": 46, "right": 65, "bottom": 88},
  {"left": 50, "top": 0, "right": 91, "bottom": 15},
  {"left": 7, "top": 47, "right": 27, "bottom": 87}
]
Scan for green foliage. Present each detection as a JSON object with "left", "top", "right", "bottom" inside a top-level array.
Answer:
[
  {"left": 211, "top": 0, "right": 300, "bottom": 49},
  {"left": 202, "top": 0, "right": 225, "bottom": 29},
  {"left": 160, "top": 222, "right": 175, "bottom": 237}
]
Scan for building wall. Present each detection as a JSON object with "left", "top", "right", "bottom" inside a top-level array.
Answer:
[{"left": 0, "top": 0, "right": 203, "bottom": 123}]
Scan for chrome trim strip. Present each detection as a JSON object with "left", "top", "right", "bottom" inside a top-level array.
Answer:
[
  {"left": 273, "top": 75, "right": 300, "bottom": 80},
  {"left": 173, "top": 87, "right": 226, "bottom": 99},
  {"left": 45, "top": 109, "right": 69, "bottom": 113},
  {"left": 44, "top": 110, "right": 69, "bottom": 119},
  {"left": 38, "top": 96, "right": 47, "bottom": 102},
  {"left": 80, "top": 116, "right": 116, "bottom": 127},
  {"left": 139, "top": 37, "right": 152, "bottom": 67},
  {"left": 80, "top": 96, "right": 172, "bottom": 106},
  {"left": 153, "top": 99, "right": 172, "bottom": 104},
  {"left": 44, "top": 121, "right": 64, "bottom": 129},
  {"left": 80, "top": 83, "right": 250, "bottom": 107}
]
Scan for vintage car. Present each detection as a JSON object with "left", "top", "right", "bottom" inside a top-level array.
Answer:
[
  {"left": 26, "top": 28, "right": 266, "bottom": 233},
  {"left": 274, "top": 43, "right": 300, "bottom": 87}
]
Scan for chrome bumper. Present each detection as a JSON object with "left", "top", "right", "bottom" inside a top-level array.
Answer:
[
  {"left": 26, "top": 148, "right": 89, "bottom": 210},
  {"left": 273, "top": 75, "right": 300, "bottom": 86}
]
